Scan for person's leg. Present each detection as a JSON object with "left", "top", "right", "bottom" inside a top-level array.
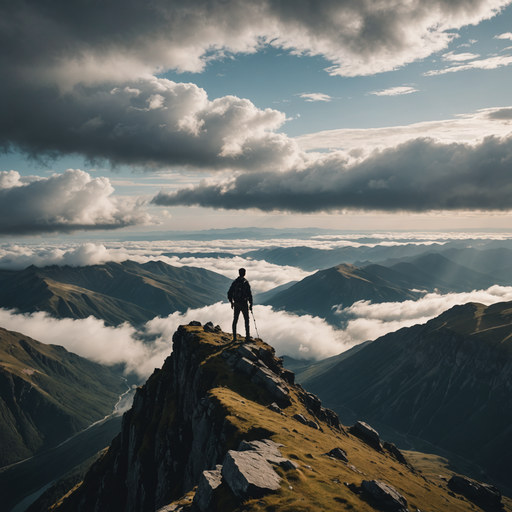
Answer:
[
  {"left": 232, "top": 306, "right": 241, "bottom": 340},
  {"left": 242, "top": 307, "right": 250, "bottom": 339}
]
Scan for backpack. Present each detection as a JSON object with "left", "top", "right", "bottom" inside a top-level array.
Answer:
[{"left": 232, "top": 279, "right": 247, "bottom": 303}]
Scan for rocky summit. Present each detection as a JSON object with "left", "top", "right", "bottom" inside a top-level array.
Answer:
[{"left": 51, "top": 323, "right": 511, "bottom": 512}]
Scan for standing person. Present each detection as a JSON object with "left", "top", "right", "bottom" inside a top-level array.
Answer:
[{"left": 228, "top": 268, "right": 253, "bottom": 342}]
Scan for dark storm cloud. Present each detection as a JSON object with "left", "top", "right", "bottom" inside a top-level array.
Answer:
[
  {"left": 0, "top": 78, "right": 294, "bottom": 172},
  {"left": 151, "top": 135, "right": 512, "bottom": 212},
  {"left": 1, "top": 0, "right": 509, "bottom": 169},
  {"left": 0, "top": 170, "right": 154, "bottom": 235}
]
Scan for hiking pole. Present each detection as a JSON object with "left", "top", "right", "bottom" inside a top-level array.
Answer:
[{"left": 251, "top": 308, "right": 260, "bottom": 339}]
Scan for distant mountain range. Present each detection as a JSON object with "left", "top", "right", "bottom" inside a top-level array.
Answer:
[
  {"left": 244, "top": 244, "right": 512, "bottom": 275},
  {"left": 263, "top": 253, "right": 503, "bottom": 324},
  {"left": 0, "top": 327, "right": 126, "bottom": 468},
  {"left": 0, "top": 261, "right": 231, "bottom": 326},
  {"left": 294, "top": 300, "right": 512, "bottom": 489}
]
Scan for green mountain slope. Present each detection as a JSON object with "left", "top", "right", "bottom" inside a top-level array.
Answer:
[
  {"left": 0, "top": 327, "right": 126, "bottom": 468},
  {"left": 300, "top": 301, "right": 512, "bottom": 488},
  {"left": 0, "top": 260, "right": 231, "bottom": 326}
]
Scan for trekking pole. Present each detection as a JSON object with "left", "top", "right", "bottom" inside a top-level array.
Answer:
[{"left": 251, "top": 308, "right": 260, "bottom": 339}]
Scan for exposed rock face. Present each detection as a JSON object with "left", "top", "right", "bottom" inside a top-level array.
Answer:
[
  {"left": 193, "top": 465, "right": 222, "bottom": 512},
  {"left": 361, "top": 480, "right": 409, "bottom": 512},
  {"left": 448, "top": 475, "right": 503, "bottom": 508},
  {"left": 54, "top": 324, "right": 343, "bottom": 512}
]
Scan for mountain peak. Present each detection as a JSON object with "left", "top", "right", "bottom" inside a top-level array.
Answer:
[{"left": 50, "top": 323, "right": 503, "bottom": 512}]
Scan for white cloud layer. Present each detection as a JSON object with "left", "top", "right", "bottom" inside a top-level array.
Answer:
[
  {"left": 294, "top": 107, "right": 512, "bottom": 151},
  {"left": 0, "top": 303, "right": 348, "bottom": 378},
  {"left": 2, "top": 285, "right": 512, "bottom": 380},
  {"left": 333, "top": 285, "right": 512, "bottom": 344},
  {"left": 0, "top": 170, "right": 154, "bottom": 235},
  {"left": 0, "top": 243, "right": 311, "bottom": 292}
]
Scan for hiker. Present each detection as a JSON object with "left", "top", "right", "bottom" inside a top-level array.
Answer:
[{"left": 228, "top": 268, "right": 253, "bottom": 341}]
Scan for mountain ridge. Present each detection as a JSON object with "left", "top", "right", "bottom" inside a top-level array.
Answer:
[
  {"left": 48, "top": 323, "right": 510, "bottom": 512},
  {"left": 0, "top": 261, "right": 231, "bottom": 326}
]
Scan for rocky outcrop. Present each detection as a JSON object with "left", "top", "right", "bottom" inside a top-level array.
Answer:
[
  {"left": 361, "top": 480, "right": 409, "bottom": 512},
  {"left": 448, "top": 475, "right": 503, "bottom": 509},
  {"left": 53, "top": 323, "right": 343, "bottom": 512},
  {"left": 52, "top": 322, "right": 496, "bottom": 512},
  {"left": 350, "top": 421, "right": 383, "bottom": 451}
]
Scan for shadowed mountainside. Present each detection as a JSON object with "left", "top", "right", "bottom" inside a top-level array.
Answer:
[
  {"left": 0, "top": 260, "right": 231, "bottom": 326},
  {"left": 298, "top": 300, "right": 512, "bottom": 490},
  {"left": 264, "top": 263, "right": 422, "bottom": 325},
  {"left": 0, "top": 327, "right": 126, "bottom": 468}
]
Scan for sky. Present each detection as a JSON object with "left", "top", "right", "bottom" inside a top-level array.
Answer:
[{"left": 2, "top": 0, "right": 512, "bottom": 235}]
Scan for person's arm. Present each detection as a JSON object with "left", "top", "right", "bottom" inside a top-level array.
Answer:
[
  {"left": 227, "top": 283, "right": 234, "bottom": 308},
  {"left": 247, "top": 282, "right": 253, "bottom": 310}
]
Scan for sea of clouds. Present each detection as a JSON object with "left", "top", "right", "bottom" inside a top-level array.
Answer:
[
  {"left": 3, "top": 285, "right": 512, "bottom": 381},
  {"left": 3, "top": 234, "right": 512, "bottom": 380}
]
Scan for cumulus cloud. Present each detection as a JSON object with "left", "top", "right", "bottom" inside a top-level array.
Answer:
[
  {"left": 368, "top": 86, "right": 418, "bottom": 96},
  {"left": 1, "top": 0, "right": 510, "bottom": 168},
  {"left": 3, "top": 0, "right": 508, "bottom": 86},
  {"left": 152, "top": 134, "right": 512, "bottom": 213},
  {"left": 1, "top": 78, "right": 296, "bottom": 173},
  {"left": 494, "top": 32, "right": 512, "bottom": 40},
  {"left": 0, "top": 169, "right": 154, "bottom": 235},
  {"left": 294, "top": 107, "right": 512, "bottom": 151}
]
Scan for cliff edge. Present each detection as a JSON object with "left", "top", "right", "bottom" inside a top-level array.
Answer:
[{"left": 52, "top": 322, "right": 510, "bottom": 512}]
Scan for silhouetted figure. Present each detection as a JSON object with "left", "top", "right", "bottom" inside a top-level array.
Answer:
[{"left": 228, "top": 268, "right": 253, "bottom": 341}]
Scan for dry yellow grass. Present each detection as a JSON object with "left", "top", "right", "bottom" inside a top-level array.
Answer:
[{"left": 167, "top": 326, "right": 512, "bottom": 512}]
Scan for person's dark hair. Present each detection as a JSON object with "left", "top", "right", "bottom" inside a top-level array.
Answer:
[{"left": 238, "top": 268, "right": 246, "bottom": 276}]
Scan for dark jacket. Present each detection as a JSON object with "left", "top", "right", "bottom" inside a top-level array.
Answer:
[{"left": 228, "top": 276, "right": 253, "bottom": 308}]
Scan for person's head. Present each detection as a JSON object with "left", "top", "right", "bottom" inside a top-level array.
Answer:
[{"left": 238, "top": 268, "right": 246, "bottom": 277}]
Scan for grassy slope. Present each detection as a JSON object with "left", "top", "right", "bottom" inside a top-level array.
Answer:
[
  {"left": 179, "top": 328, "right": 512, "bottom": 511},
  {"left": 63, "top": 326, "right": 511, "bottom": 512}
]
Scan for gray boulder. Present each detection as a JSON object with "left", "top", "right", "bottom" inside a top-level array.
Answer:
[
  {"left": 326, "top": 447, "right": 348, "bottom": 462},
  {"left": 448, "top": 475, "right": 502, "bottom": 508},
  {"left": 350, "top": 421, "right": 382, "bottom": 451},
  {"left": 222, "top": 450, "right": 281, "bottom": 498},
  {"left": 193, "top": 465, "right": 223, "bottom": 511},
  {"left": 361, "top": 480, "right": 409, "bottom": 512},
  {"left": 293, "top": 414, "right": 308, "bottom": 425}
]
